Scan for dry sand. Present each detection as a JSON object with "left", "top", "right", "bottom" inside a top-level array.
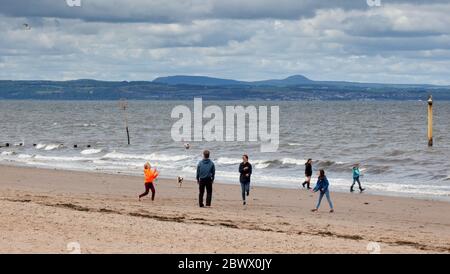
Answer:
[{"left": 0, "top": 164, "right": 449, "bottom": 254}]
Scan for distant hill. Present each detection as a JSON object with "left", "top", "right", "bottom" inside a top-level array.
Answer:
[
  {"left": 153, "top": 75, "right": 242, "bottom": 86},
  {"left": 151, "top": 74, "right": 443, "bottom": 89},
  {"left": 0, "top": 75, "right": 449, "bottom": 100},
  {"left": 251, "top": 75, "right": 314, "bottom": 86},
  {"left": 153, "top": 74, "right": 315, "bottom": 86}
]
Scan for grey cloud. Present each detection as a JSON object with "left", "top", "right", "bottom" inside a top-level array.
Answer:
[
  {"left": 0, "top": 0, "right": 379, "bottom": 23},
  {"left": 1, "top": 0, "right": 449, "bottom": 23}
]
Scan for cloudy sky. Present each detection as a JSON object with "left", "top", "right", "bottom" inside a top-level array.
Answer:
[{"left": 1, "top": 0, "right": 450, "bottom": 84}]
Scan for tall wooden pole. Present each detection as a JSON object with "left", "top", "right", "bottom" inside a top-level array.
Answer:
[
  {"left": 125, "top": 110, "right": 130, "bottom": 145},
  {"left": 119, "top": 99, "right": 131, "bottom": 145},
  {"left": 427, "top": 95, "right": 433, "bottom": 147}
]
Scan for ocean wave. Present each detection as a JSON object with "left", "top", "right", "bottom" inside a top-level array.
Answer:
[
  {"left": 386, "top": 149, "right": 408, "bottom": 157},
  {"left": 35, "top": 143, "right": 64, "bottom": 150},
  {"left": 18, "top": 153, "right": 33, "bottom": 159},
  {"left": 35, "top": 143, "right": 46, "bottom": 149},
  {"left": 92, "top": 159, "right": 143, "bottom": 168},
  {"left": 216, "top": 157, "right": 241, "bottom": 165},
  {"left": 82, "top": 123, "right": 97, "bottom": 127},
  {"left": 217, "top": 157, "right": 307, "bottom": 168},
  {"left": 316, "top": 160, "right": 337, "bottom": 168},
  {"left": 431, "top": 174, "right": 448, "bottom": 180},
  {"left": 365, "top": 144, "right": 378, "bottom": 148},
  {"left": 44, "top": 144, "right": 64, "bottom": 151},
  {"left": 101, "top": 151, "right": 189, "bottom": 162},
  {"left": 367, "top": 156, "right": 415, "bottom": 164},
  {"left": 280, "top": 158, "right": 306, "bottom": 166},
  {"left": 81, "top": 148, "right": 103, "bottom": 155},
  {"left": 255, "top": 163, "right": 270, "bottom": 169},
  {"left": 361, "top": 182, "right": 450, "bottom": 197},
  {"left": 34, "top": 155, "right": 89, "bottom": 162},
  {"left": 181, "top": 166, "right": 196, "bottom": 173},
  {"left": 1, "top": 151, "right": 16, "bottom": 156},
  {"left": 364, "top": 165, "right": 391, "bottom": 174},
  {"left": 102, "top": 151, "right": 146, "bottom": 160},
  {"left": 149, "top": 153, "right": 189, "bottom": 162}
]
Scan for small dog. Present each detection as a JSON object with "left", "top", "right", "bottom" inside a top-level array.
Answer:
[{"left": 177, "top": 176, "right": 184, "bottom": 187}]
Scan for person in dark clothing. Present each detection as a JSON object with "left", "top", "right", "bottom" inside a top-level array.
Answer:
[
  {"left": 238, "top": 154, "right": 252, "bottom": 205},
  {"left": 302, "top": 159, "right": 313, "bottom": 189},
  {"left": 196, "top": 150, "right": 215, "bottom": 207}
]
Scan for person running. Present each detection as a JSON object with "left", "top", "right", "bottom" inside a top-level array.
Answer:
[
  {"left": 351, "top": 163, "right": 365, "bottom": 193},
  {"left": 302, "top": 159, "right": 313, "bottom": 189},
  {"left": 311, "top": 169, "right": 334, "bottom": 213},
  {"left": 139, "top": 162, "right": 159, "bottom": 201},
  {"left": 238, "top": 154, "right": 252, "bottom": 205},
  {"left": 196, "top": 150, "right": 215, "bottom": 208}
]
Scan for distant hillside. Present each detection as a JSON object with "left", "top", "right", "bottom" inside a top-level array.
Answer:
[
  {"left": 251, "top": 75, "right": 314, "bottom": 86},
  {"left": 153, "top": 75, "right": 242, "bottom": 86},
  {"left": 153, "top": 74, "right": 315, "bottom": 86},
  {"left": 0, "top": 76, "right": 449, "bottom": 100}
]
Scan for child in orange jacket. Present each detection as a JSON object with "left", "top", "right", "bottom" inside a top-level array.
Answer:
[{"left": 139, "top": 162, "right": 159, "bottom": 201}]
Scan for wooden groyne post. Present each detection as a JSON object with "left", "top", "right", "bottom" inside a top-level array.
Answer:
[
  {"left": 119, "top": 99, "right": 131, "bottom": 145},
  {"left": 427, "top": 95, "right": 433, "bottom": 147}
]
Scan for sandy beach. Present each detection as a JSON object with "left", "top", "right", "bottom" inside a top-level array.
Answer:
[{"left": 0, "top": 164, "right": 449, "bottom": 254}]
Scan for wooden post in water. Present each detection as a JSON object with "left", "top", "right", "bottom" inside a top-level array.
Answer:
[
  {"left": 119, "top": 99, "right": 131, "bottom": 145},
  {"left": 427, "top": 95, "right": 433, "bottom": 147}
]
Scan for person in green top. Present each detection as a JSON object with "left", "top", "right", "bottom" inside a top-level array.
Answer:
[{"left": 351, "top": 163, "right": 365, "bottom": 193}]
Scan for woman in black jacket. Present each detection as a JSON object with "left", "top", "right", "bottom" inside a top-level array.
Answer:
[
  {"left": 302, "top": 159, "right": 313, "bottom": 189},
  {"left": 238, "top": 154, "right": 252, "bottom": 205}
]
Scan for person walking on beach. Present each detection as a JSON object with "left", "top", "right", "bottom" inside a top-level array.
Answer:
[
  {"left": 351, "top": 163, "right": 365, "bottom": 193},
  {"left": 139, "top": 162, "right": 159, "bottom": 201},
  {"left": 196, "top": 150, "right": 215, "bottom": 207},
  {"left": 238, "top": 154, "right": 252, "bottom": 205},
  {"left": 311, "top": 169, "right": 334, "bottom": 213},
  {"left": 302, "top": 159, "right": 313, "bottom": 189}
]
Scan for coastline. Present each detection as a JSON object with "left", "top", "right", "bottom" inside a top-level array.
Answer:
[
  {"left": 2, "top": 161, "right": 448, "bottom": 203},
  {"left": 1, "top": 164, "right": 449, "bottom": 253}
]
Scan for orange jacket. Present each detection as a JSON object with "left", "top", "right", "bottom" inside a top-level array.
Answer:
[{"left": 144, "top": 168, "right": 159, "bottom": 183}]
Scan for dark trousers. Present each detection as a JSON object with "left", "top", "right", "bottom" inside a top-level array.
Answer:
[
  {"left": 351, "top": 176, "right": 363, "bottom": 190},
  {"left": 303, "top": 175, "right": 311, "bottom": 188},
  {"left": 139, "top": 182, "right": 155, "bottom": 200},
  {"left": 199, "top": 180, "right": 213, "bottom": 207},
  {"left": 240, "top": 182, "right": 250, "bottom": 201}
]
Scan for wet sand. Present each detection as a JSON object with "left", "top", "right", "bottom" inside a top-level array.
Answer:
[{"left": 0, "top": 164, "right": 449, "bottom": 253}]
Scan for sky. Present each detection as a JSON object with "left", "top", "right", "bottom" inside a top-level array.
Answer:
[{"left": 1, "top": 0, "right": 450, "bottom": 84}]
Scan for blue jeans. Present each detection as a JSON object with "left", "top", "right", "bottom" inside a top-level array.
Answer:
[
  {"left": 316, "top": 190, "right": 333, "bottom": 209},
  {"left": 240, "top": 182, "right": 250, "bottom": 201},
  {"left": 351, "top": 176, "right": 362, "bottom": 190}
]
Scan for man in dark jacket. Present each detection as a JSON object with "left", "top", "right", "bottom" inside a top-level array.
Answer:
[
  {"left": 196, "top": 150, "right": 215, "bottom": 207},
  {"left": 302, "top": 158, "right": 313, "bottom": 189},
  {"left": 238, "top": 154, "right": 252, "bottom": 205}
]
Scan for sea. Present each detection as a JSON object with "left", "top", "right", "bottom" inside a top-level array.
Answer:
[{"left": 1, "top": 100, "right": 449, "bottom": 201}]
